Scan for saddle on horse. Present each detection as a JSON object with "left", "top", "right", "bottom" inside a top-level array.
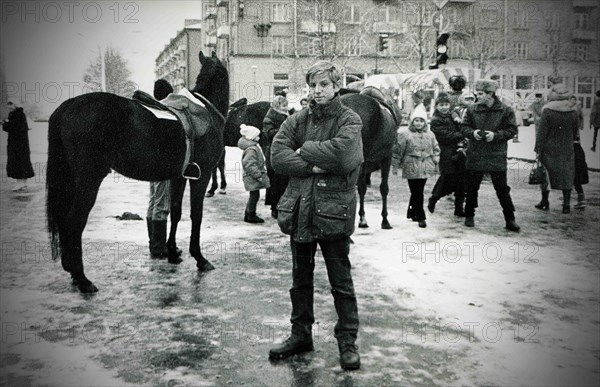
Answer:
[{"left": 133, "top": 89, "right": 224, "bottom": 180}]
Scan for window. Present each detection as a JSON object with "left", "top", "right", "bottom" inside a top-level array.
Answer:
[
  {"left": 273, "top": 85, "right": 288, "bottom": 96},
  {"left": 544, "top": 12, "right": 560, "bottom": 30},
  {"left": 491, "top": 74, "right": 510, "bottom": 89},
  {"left": 272, "top": 36, "right": 288, "bottom": 55},
  {"left": 274, "top": 73, "right": 289, "bottom": 80},
  {"left": 444, "top": 8, "right": 459, "bottom": 26},
  {"left": 576, "top": 76, "right": 593, "bottom": 95},
  {"left": 344, "top": 5, "right": 360, "bottom": 24},
  {"left": 270, "top": 3, "right": 289, "bottom": 23},
  {"left": 515, "top": 76, "right": 533, "bottom": 90},
  {"left": 344, "top": 37, "right": 361, "bottom": 56},
  {"left": 575, "top": 13, "right": 590, "bottom": 29},
  {"left": 575, "top": 44, "right": 589, "bottom": 61},
  {"left": 513, "top": 42, "right": 528, "bottom": 59},
  {"left": 512, "top": 9, "right": 528, "bottom": 28},
  {"left": 543, "top": 43, "right": 558, "bottom": 60},
  {"left": 449, "top": 41, "right": 465, "bottom": 58},
  {"left": 414, "top": 7, "right": 434, "bottom": 26}
]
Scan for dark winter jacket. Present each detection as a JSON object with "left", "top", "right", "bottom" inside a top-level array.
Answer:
[
  {"left": 430, "top": 109, "right": 465, "bottom": 174},
  {"left": 590, "top": 98, "right": 600, "bottom": 128},
  {"left": 238, "top": 137, "right": 270, "bottom": 192},
  {"left": 2, "top": 107, "right": 34, "bottom": 179},
  {"left": 271, "top": 96, "right": 363, "bottom": 242},
  {"left": 534, "top": 100, "right": 578, "bottom": 190},
  {"left": 262, "top": 107, "right": 288, "bottom": 170},
  {"left": 460, "top": 97, "right": 517, "bottom": 172}
]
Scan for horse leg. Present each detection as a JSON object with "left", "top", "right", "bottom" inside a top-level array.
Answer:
[
  {"left": 206, "top": 168, "right": 218, "bottom": 197},
  {"left": 218, "top": 151, "right": 227, "bottom": 192},
  {"left": 189, "top": 177, "right": 215, "bottom": 271},
  {"left": 357, "top": 166, "right": 369, "bottom": 228},
  {"left": 167, "top": 177, "right": 186, "bottom": 261},
  {"left": 380, "top": 157, "right": 392, "bottom": 229},
  {"left": 61, "top": 175, "right": 105, "bottom": 293}
]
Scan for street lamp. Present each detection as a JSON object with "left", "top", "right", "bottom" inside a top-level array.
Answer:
[{"left": 251, "top": 65, "right": 257, "bottom": 83}]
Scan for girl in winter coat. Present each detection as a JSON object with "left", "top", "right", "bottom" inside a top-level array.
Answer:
[
  {"left": 393, "top": 104, "right": 440, "bottom": 228},
  {"left": 239, "top": 124, "right": 271, "bottom": 223}
]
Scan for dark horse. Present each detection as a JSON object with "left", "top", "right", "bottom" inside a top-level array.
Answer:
[
  {"left": 46, "top": 52, "right": 229, "bottom": 293},
  {"left": 222, "top": 90, "right": 401, "bottom": 229}
]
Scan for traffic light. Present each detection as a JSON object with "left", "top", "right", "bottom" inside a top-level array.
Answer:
[
  {"left": 378, "top": 34, "right": 389, "bottom": 52},
  {"left": 238, "top": 0, "right": 244, "bottom": 18},
  {"left": 432, "top": 33, "right": 449, "bottom": 68}
]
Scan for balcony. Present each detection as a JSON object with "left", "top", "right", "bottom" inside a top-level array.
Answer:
[
  {"left": 572, "top": 29, "right": 597, "bottom": 41},
  {"left": 299, "top": 20, "right": 336, "bottom": 34},
  {"left": 373, "top": 22, "right": 407, "bottom": 35},
  {"left": 572, "top": 0, "right": 597, "bottom": 7},
  {"left": 217, "top": 25, "right": 230, "bottom": 38},
  {"left": 205, "top": 10, "right": 217, "bottom": 20}
]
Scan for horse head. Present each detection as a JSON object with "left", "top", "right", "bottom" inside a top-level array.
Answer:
[{"left": 193, "top": 51, "right": 230, "bottom": 118}]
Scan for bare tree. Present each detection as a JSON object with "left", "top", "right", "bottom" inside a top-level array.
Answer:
[{"left": 83, "top": 46, "right": 137, "bottom": 97}]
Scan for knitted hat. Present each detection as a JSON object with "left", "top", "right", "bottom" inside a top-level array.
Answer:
[
  {"left": 435, "top": 92, "right": 451, "bottom": 105},
  {"left": 271, "top": 95, "right": 289, "bottom": 115},
  {"left": 547, "top": 84, "right": 573, "bottom": 101},
  {"left": 475, "top": 79, "right": 498, "bottom": 93},
  {"left": 410, "top": 103, "right": 428, "bottom": 123},
  {"left": 240, "top": 124, "right": 261, "bottom": 140}
]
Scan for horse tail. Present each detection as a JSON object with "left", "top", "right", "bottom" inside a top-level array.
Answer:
[{"left": 46, "top": 110, "right": 73, "bottom": 260}]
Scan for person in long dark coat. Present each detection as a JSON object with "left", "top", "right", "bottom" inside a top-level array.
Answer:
[
  {"left": 2, "top": 101, "right": 34, "bottom": 191},
  {"left": 534, "top": 84, "right": 579, "bottom": 214}
]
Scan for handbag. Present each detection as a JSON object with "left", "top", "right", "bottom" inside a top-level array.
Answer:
[{"left": 528, "top": 161, "right": 546, "bottom": 185}]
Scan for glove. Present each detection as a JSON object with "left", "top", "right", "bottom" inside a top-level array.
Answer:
[
  {"left": 312, "top": 165, "right": 326, "bottom": 174},
  {"left": 484, "top": 131, "right": 495, "bottom": 142},
  {"left": 473, "top": 130, "right": 483, "bottom": 141}
]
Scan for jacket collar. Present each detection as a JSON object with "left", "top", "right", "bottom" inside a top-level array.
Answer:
[
  {"left": 542, "top": 100, "right": 576, "bottom": 112},
  {"left": 473, "top": 96, "right": 504, "bottom": 111},
  {"left": 308, "top": 95, "right": 343, "bottom": 121}
]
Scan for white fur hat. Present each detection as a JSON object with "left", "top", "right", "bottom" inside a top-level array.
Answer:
[
  {"left": 240, "top": 124, "right": 261, "bottom": 140},
  {"left": 410, "top": 103, "right": 428, "bottom": 123}
]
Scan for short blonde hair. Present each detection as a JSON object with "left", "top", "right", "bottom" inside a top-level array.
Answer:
[{"left": 305, "top": 61, "right": 341, "bottom": 86}]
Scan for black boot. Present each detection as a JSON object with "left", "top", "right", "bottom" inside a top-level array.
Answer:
[
  {"left": 503, "top": 211, "right": 520, "bottom": 232},
  {"left": 427, "top": 197, "right": 437, "bottom": 213},
  {"left": 152, "top": 220, "right": 182, "bottom": 263},
  {"left": 244, "top": 211, "right": 265, "bottom": 224},
  {"left": 338, "top": 341, "right": 360, "bottom": 370},
  {"left": 535, "top": 190, "right": 550, "bottom": 210},
  {"left": 454, "top": 195, "right": 465, "bottom": 217},
  {"left": 332, "top": 289, "right": 360, "bottom": 370},
  {"left": 562, "top": 189, "right": 571, "bottom": 214},
  {"left": 269, "top": 289, "right": 314, "bottom": 360}
]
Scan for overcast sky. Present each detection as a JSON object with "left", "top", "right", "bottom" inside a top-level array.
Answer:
[{"left": 1, "top": 1, "right": 203, "bottom": 114}]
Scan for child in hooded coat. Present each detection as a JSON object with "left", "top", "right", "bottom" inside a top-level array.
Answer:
[
  {"left": 238, "top": 124, "right": 271, "bottom": 223},
  {"left": 393, "top": 103, "right": 440, "bottom": 228}
]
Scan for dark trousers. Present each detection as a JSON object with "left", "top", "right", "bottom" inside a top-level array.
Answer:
[
  {"left": 593, "top": 126, "right": 599, "bottom": 149},
  {"left": 289, "top": 237, "right": 359, "bottom": 343},
  {"left": 407, "top": 178, "right": 427, "bottom": 221},
  {"left": 246, "top": 190, "right": 260, "bottom": 213},
  {"left": 464, "top": 171, "right": 515, "bottom": 220},
  {"left": 431, "top": 173, "right": 465, "bottom": 201}
]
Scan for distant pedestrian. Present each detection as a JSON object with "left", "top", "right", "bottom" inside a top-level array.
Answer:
[
  {"left": 534, "top": 84, "right": 579, "bottom": 214},
  {"left": 263, "top": 95, "right": 289, "bottom": 218},
  {"left": 269, "top": 60, "right": 363, "bottom": 370},
  {"left": 146, "top": 79, "right": 182, "bottom": 263},
  {"left": 1, "top": 101, "right": 34, "bottom": 192},
  {"left": 300, "top": 97, "right": 309, "bottom": 110},
  {"left": 590, "top": 90, "right": 600, "bottom": 152},
  {"left": 238, "top": 124, "right": 270, "bottom": 223},
  {"left": 529, "top": 93, "right": 545, "bottom": 132},
  {"left": 427, "top": 92, "right": 466, "bottom": 217},
  {"left": 569, "top": 96, "right": 584, "bottom": 131},
  {"left": 393, "top": 103, "right": 440, "bottom": 228},
  {"left": 460, "top": 79, "right": 520, "bottom": 232}
]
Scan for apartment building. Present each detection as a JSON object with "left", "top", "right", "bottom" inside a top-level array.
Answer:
[{"left": 193, "top": 0, "right": 598, "bottom": 108}]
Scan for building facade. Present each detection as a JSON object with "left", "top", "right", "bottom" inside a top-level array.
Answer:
[
  {"left": 193, "top": 0, "right": 598, "bottom": 109},
  {"left": 155, "top": 19, "right": 203, "bottom": 92}
]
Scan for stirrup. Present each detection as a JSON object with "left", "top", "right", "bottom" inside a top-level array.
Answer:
[{"left": 183, "top": 162, "right": 201, "bottom": 180}]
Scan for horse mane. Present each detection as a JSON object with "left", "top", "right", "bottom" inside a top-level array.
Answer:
[{"left": 192, "top": 52, "right": 230, "bottom": 118}]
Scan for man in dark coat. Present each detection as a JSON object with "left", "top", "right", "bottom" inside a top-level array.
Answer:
[
  {"left": 269, "top": 61, "right": 364, "bottom": 370},
  {"left": 590, "top": 90, "right": 600, "bottom": 152},
  {"left": 460, "top": 80, "right": 520, "bottom": 232},
  {"left": 2, "top": 101, "right": 34, "bottom": 191}
]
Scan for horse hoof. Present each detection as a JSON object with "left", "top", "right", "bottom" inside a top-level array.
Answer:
[
  {"left": 75, "top": 280, "right": 98, "bottom": 293},
  {"left": 168, "top": 255, "right": 183, "bottom": 265},
  {"left": 358, "top": 222, "right": 369, "bottom": 228},
  {"left": 381, "top": 221, "right": 392, "bottom": 230},
  {"left": 197, "top": 260, "right": 215, "bottom": 271},
  {"left": 205, "top": 192, "right": 215, "bottom": 198}
]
